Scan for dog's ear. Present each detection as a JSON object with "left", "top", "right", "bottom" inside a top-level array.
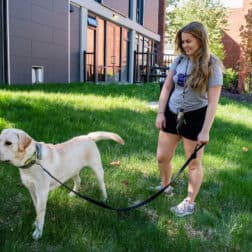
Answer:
[{"left": 17, "top": 132, "right": 32, "bottom": 152}]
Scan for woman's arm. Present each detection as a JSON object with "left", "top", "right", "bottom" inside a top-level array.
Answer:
[
  {"left": 197, "top": 85, "right": 222, "bottom": 143},
  {"left": 155, "top": 71, "right": 175, "bottom": 129}
]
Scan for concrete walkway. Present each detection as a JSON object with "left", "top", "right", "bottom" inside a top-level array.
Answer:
[{"left": 147, "top": 101, "right": 158, "bottom": 109}]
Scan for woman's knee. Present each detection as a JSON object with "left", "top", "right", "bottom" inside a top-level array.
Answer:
[
  {"left": 188, "top": 160, "right": 202, "bottom": 171},
  {"left": 156, "top": 133, "right": 180, "bottom": 166},
  {"left": 156, "top": 151, "right": 172, "bottom": 164}
]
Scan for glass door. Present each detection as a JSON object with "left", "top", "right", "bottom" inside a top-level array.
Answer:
[
  {"left": 86, "top": 27, "right": 96, "bottom": 82},
  {"left": 106, "top": 21, "right": 120, "bottom": 82},
  {"left": 121, "top": 28, "right": 129, "bottom": 82}
]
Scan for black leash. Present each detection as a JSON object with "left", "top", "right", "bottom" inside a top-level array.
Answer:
[{"left": 38, "top": 143, "right": 205, "bottom": 212}]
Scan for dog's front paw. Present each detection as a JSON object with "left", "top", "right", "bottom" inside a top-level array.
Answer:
[
  {"left": 68, "top": 192, "right": 76, "bottom": 197},
  {"left": 32, "top": 221, "right": 43, "bottom": 240},
  {"left": 32, "top": 227, "right": 43, "bottom": 240},
  {"left": 101, "top": 195, "right": 107, "bottom": 202}
]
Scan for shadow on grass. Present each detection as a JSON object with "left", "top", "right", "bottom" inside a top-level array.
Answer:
[
  {"left": 0, "top": 83, "right": 160, "bottom": 102},
  {"left": 0, "top": 96, "right": 159, "bottom": 156},
  {"left": 0, "top": 164, "right": 179, "bottom": 251}
]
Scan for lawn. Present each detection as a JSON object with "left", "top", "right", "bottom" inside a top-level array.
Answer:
[{"left": 0, "top": 83, "right": 251, "bottom": 251}]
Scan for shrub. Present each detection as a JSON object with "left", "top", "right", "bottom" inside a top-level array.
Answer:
[{"left": 223, "top": 68, "right": 238, "bottom": 91}]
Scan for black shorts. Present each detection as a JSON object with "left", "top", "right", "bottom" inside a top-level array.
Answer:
[{"left": 162, "top": 106, "right": 208, "bottom": 141}]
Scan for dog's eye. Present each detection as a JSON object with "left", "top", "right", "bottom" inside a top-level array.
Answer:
[{"left": 5, "top": 141, "right": 12, "bottom": 146}]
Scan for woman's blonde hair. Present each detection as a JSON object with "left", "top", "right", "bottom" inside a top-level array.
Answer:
[{"left": 175, "top": 21, "right": 222, "bottom": 93}]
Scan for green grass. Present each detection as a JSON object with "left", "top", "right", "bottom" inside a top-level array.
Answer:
[{"left": 0, "top": 83, "right": 252, "bottom": 251}]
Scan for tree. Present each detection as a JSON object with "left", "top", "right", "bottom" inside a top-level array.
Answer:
[
  {"left": 166, "top": 0, "right": 227, "bottom": 59},
  {"left": 166, "top": 0, "right": 179, "bottom": 6},
  {"left": 240, "top": 8, "right": 252, "bottom": 92}
]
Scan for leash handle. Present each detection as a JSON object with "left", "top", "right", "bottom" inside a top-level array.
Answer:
[{"left": 195, "top": 143, "right": 205, "bottom": 152}]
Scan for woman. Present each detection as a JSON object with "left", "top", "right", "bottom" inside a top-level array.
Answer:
[{"left": 155, "top": 21, "right": 223, "bottom": 217}]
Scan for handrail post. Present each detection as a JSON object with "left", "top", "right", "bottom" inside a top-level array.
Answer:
[{"left": 83, "top": 51, "right": 86, "bottom": 82}]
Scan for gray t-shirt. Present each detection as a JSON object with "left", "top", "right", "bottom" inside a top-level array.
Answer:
[{"left": 168, "top": 55, "right": 223, "bottom": 113}]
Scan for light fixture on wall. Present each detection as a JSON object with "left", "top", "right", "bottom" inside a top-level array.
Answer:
[
  {"left": 112, "top": 13, "right": 118, "bottom": 20},
  {"left": 70, "top": 4, "right": 75, "bottom": 13}
]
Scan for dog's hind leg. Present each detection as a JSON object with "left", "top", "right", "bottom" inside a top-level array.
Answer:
[
  {"left": 69, "top": 174, "right": 81, "bottom": 197},
  {"left": 89, "top": 160, "right": 107, "bottom": 201}
]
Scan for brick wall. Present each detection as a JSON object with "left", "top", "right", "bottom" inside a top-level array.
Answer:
[{"left": 222, "top": 0, "right": 251, "bottom": 92}]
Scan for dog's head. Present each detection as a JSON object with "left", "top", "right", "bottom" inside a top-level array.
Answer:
[{"left": 0, "top": 128, "right": 35, "bottom": 167}]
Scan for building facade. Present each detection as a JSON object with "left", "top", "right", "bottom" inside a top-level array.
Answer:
[
  {"left": 222, "top": 0, "right": 251, "bottom": 92},
  {"left": 0, "top": 0, "right": 161, "bottom": 85}
]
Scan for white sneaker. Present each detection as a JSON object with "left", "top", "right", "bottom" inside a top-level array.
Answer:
[
  {"left": 150, "top": 184, "right": 174, "bottom": 195},
  {"left": 170, "top": 198, "right": 195, "bottom": 217}
]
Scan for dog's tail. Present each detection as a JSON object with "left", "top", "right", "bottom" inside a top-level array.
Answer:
[{"left": 88, "top": 132, "right": 125, "bottom": 145}]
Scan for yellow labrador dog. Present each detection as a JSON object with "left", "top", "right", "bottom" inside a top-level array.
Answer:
[{"left": 0, "top": 128, "right": 124, "bottom": 240}]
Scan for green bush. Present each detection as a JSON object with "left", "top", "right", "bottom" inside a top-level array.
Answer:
[
  {"left": 243, "top": 75, "right": 252, "bottom": 94},
  {"left": 223, "top": 68, "right": 239, "bottom": 90}
]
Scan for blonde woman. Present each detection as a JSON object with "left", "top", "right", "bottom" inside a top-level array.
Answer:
[{"left": 155, "top": 21, "right": 223, "bottom": 216}]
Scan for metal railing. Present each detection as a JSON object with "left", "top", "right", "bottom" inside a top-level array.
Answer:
[
  {"left": 83, "top": 50, "right": 176, "bottom": 84},
  {"left": 134, "top": 51, "right": 176, "bottom": 83}
]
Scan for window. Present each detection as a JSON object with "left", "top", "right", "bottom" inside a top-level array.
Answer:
[
  {"left": 136, "top": 0, "right": 144, "bottom": 25},
  {"left": 106, "top": 22, "right": 121, "bottom": 82},
  {"left": 128, "top": 0, "right": 133, "bottom": 19},
  {"left": 97, "top": 17, "right": 105, "bottom": 81},
  {"left": 121, "top": 28, "right": 129, "bottom": 82},
  {"left": 84, "top": 15, "right": 129, "bottom": 83},
  {"left": 88, "top": 16, "right": 98, "bottom": 28},
  {"left": 86, "top": 28, "right": 96, "bottom": 81}
]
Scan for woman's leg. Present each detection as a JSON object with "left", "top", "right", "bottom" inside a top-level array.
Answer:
[
  {"left": 182, "top": 137, "right": 205, "bottom": 203},
  {"left": 156, "top": 131, "right": 180, "bottom": 186}
]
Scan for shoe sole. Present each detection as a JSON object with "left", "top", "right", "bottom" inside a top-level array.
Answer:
[
  {"left": 149, "top": 186, "right": 174, "bottom": 195},
  {"left": 174, "top": 211, "right": 194, "bottom": 217},
  {"left": 170, "top": 207, "right": 194, "bottom": 217}
]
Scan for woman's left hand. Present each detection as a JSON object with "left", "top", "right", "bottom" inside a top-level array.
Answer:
[{"left": 197, "top": 131, "right": 209, "bottom": 144}]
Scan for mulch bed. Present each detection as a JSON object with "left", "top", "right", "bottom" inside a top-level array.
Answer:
[{"left": 221, "top": 89, "right": 252, "bottom": 104}]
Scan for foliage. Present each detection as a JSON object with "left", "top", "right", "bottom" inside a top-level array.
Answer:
[
  {"left": 244, "top": 77, "right": 252, "bottom": 94},
  {"left": 223, "top": 68, "right": 239, "bottom": 90},
  {"left": 166, "top": 0, "right": 227, "bottom": 59},
  {"left": 240, "top": 8, "right": 252, "bottom": 93},
  {"left": 166, "top": 0, "right": 179, "bottom": 6},
  {"left": 0, "top": 83, "right": 252, "bottom": 251}
]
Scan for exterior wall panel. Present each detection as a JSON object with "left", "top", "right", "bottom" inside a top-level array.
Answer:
[
  {"left": 143, "top": 0, "right": 159, "bottom": 33},
  {"left": 102, "top": 0, "right": 129, "bottom": 17},
  {"left": 9, "top": 0, "right": 68, "bottom": 84},
  {"left": 70, "top": 5, "right": 80, "bottom": 82},
  {"left": 0, "top": 1, "right": 3, "bottom": 83}
]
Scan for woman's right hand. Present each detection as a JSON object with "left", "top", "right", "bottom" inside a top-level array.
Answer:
[{"left": 156, "top": 113, "right": 166, "bottom": 129}]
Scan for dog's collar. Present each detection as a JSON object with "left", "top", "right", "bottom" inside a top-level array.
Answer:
[{"left": 19, "top": 143, "right": 42, "bottom": 169}]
